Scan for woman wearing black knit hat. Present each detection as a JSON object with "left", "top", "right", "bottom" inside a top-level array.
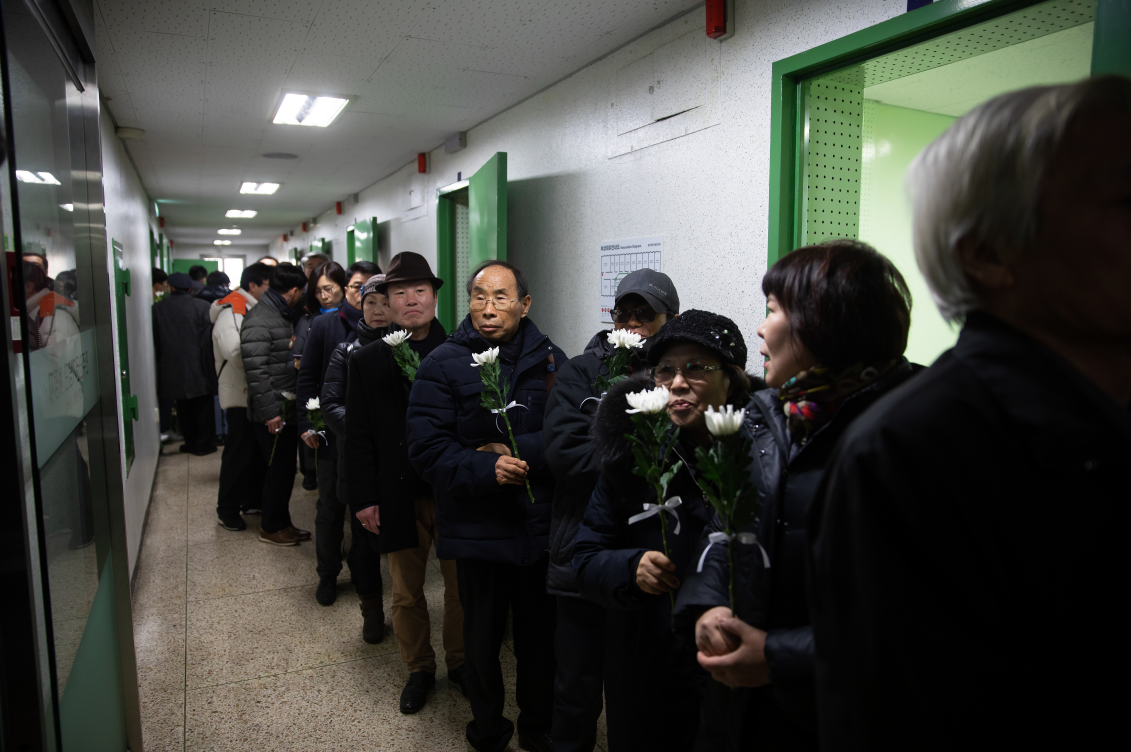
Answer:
[
  {"left": 572, "top": 309, "right": 755, "bottom": 752},
  {"left": 673, "top": 239, "right": 920, "bottom": 751}
]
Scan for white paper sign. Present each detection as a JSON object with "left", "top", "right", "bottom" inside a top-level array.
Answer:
[{"left": 599, "top": 235, "right": 663, "bottom": 323}]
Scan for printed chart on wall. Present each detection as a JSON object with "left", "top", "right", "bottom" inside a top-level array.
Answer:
[{"left": 599, "top": 235, "right": 662, "bottom": 323}]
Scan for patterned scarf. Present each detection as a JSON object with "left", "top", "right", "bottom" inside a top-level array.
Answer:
[{"left": 778, "top": 360, "right": 897, "bottom": 441}]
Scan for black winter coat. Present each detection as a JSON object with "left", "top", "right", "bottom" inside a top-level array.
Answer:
[
  {"left": 407, "top": 316, "right": 566, "bottom": 564},
  {"left": 809, "top": 313, "right": 1130, "bottom": 751},
  {"left": 572, "top": 377, "right": 713, "bottom": 752},
  {"left": 319, "top": 318, "right": 385, "bottom": 504},
  {"left": 240, "top": 289, "right": 298, "bottom": 423},
  {"left": 152, "top": 291, "right": 212, "bottom": 401},
  {"left": 344, "top": 321, "right": 446, "bottom": 555},
  {"left": 297, "top": 302, "right": 361, "bottom": 458},
  {"left": 673, "top": 359, "right": 917, "bottom": 749},
  {"left": 543, "top": 329, "right": 651, "bottom": 596}
]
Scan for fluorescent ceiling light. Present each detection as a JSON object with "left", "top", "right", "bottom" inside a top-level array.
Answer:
[
  {"left": 240, "top": 182, "right": 280, "bottom": 195},
  {"left": 214, "top": 240, "right": 232, "bottom": 246},
  {"left": 217, "top": 228, "right": 241, "bottom": 235},
  {"left": 226, "top": 209, "right": 257, "bottom": 218},
  {"left": 272, "top": 93, "right": 349, "bottom": 127},
  {"left": 16, "top": 170, "right": 62, "bottom": 185}
]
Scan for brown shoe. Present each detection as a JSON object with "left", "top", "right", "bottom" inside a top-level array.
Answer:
[
  {"left": 359, "top": 593, "right": 385, "bottom": 644},
  {"left": 259, "top": 527, "right": 299, "bottom": 546},
  {"left": 287, "top": 525, "right": 311, "bottom": 541}
]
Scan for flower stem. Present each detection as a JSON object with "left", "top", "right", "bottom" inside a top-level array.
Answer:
[
  {"left": 656, "top": 482, "right": 675, "bottom": 612},
  {"left": 496, "top": 386, "right": 535, "bottom": 503},
  {"left": 269, "top": 433, "right": 279, "bottom": 465},
  {"left": 727, "top": 528, "right": 736, "bottom": 617}
]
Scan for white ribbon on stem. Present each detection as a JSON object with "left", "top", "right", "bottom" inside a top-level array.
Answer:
[
  {"left": 490, "top": 401, "right": 528, "bottom": 432},
  {"left": 579, "top": 392, "right": 608, "bottom": 409},
  {"left": 696, "top": 530, "right": 771, "bottom": 573},
  {"left": 627, "top": 496, "right": 683, "bottom": 535}
]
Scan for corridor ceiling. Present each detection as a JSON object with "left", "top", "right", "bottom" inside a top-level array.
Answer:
[{"left": 94, "top": 0, "right": 700, "bottom": 250}]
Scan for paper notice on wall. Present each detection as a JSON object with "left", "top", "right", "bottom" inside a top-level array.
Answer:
[{"left": 599, "top": 236, "right": 663, "bottom": 323}]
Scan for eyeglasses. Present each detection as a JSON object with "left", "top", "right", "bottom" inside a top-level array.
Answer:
[
  {"left": 651, "top": 362, "right": 724, "bottom": 385},
  {"left": 469, "top": 295, "right": 520, "bottom": 312},
  {"left": 316, "top": 285, "right": 341, "bottom": 298},
  {"left": 345, "top": 283, "right": 364, "bottom": 292},
  {"left": 612, "top": 306, "right": 659, "bottom": 324}
]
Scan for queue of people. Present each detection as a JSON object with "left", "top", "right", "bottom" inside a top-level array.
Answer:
[{"left": 152, "top": 77, "right": 1127, "bottom": 751}]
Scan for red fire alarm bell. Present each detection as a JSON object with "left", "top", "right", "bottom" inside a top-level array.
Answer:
[
  {"left": 336, "top": 201, "right": 342, "bottom": 215},
  {"left": 302, "top": 222, "right": 307, "bottom": 232},
  {"left": 706, "top": 0, "right": 733, "bottom": 40},
  {"left": 418, "top": 153, "right": 429, "bottom": 174}
]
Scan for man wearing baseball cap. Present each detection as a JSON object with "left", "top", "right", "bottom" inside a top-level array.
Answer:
[{"left": 542, "top": 268, "right": 679, "bottom": 751}]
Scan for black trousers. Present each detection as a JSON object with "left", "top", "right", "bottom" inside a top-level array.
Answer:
[
  {"left": 314, "top": 455, "right": 386, "bottom": 594},
  {"left": 552, "top": 595, "right": 607, "bottom": 752},
  {"left": 176, "top": 395, "right": 217, "bottom": 453},
  {"left": 348, "top": 504, "right": 383, "bottom": 597},
  {"left": 457, "top": 557, "right": 556, "bottom": 752},
  {"left": 217, "top": 408, "right": 268, "bottom": 518},
  {"left": 252, "top": 419, "right": 296, "bottom": 534}
]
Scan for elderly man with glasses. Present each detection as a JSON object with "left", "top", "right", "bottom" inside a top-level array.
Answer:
[
  {"left": 541, "top": 268, "right": 679, "bottom": 752},
  {"left": 407, "top": 259, "right": 567, "bottom": 752}
]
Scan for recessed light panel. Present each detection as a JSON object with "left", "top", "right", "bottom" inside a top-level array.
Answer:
[
  {"left": 240, "top": 182, "right": 280, "bottom": 195},
  {"left": 214, "top": 240, "right": 232, "bottom": 246},
  {"left": 226, "top": 210, "right": 257, "bottom": 218},
  {"left": 217, "top": 228, "right": 242, "bottom": 235},
  {"left": 272, "top": 93, "right": 349, "bottom": 127}
]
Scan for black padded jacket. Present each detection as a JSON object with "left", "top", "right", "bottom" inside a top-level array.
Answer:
[
  {"left": 673, "top": 359, "right": 919, "bottom": 749},
  {"left": 542, "top": 329, "right": 651, "bottom": 596},
  {"left": 240, "top": 289, "right": 298, "bottom": 424}
]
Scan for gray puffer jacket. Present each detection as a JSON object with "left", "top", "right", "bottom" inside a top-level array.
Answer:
[{"left": 241, "top": 288, "right": 298, "bottom": 423}]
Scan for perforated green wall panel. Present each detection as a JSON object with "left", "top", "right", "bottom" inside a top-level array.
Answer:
[
  {"left": 454, "top": 192, "right": 471, "bottom": 316},
  {"left": 801, "top": 80, "right": 864, "bottom": 245}
]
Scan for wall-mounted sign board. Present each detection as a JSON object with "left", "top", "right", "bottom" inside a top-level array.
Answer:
[{"left": 598, "top": 235, "right": 663, "bottom": 323}]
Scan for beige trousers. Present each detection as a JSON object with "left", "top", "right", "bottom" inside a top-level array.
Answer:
[{"left": 386, "top": 496, "right": 465, "bottom": 673}]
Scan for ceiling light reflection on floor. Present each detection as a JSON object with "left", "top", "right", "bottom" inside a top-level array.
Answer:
[
  {"left": 240, "top": 182, "right": 280, "bottom": 195},
  {"left": 272, "top": 93, "right": 349, "bottom": 127},
  {"left": 214, "top": 240, "right": 232, "bottom": 246},
  {"left": 226, "top": 209, "right": 257, "bottom": 218},
  {"left": 16, "top": 170, "right": 62, "bottom": 185}
]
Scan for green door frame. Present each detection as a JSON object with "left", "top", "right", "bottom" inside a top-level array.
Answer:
[
  {"left": 766, "top": 0, "right": 1125, "bottom": 267},
  {"left": 435, "top": 152, "right": 509, "bottom": 332}
]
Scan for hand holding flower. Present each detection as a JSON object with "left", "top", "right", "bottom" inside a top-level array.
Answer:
[{"left": 636, "top": 550, "right": 680, "bottom": 594}]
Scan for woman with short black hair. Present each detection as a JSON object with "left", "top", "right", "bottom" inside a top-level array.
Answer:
[{"left": 673, "top": 239, "right": 919, "bottom": 751}]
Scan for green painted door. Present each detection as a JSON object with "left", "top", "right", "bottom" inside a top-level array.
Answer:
[
  {"left": 346, "top": 217, "right": 377, "bottom": 265},
  {"left": 171, "top": 259, "right": 219, "bottom": 276},
  {"left": 113, "top": 241, "right": 138, "bottom": 474},
  {"left": 436, "top": 152, "right": 508, "bottom": 332}
]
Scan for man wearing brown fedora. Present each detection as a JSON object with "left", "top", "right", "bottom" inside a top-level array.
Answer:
[{"left": 345, "top": 251, "right": 466, "bottom": 714}]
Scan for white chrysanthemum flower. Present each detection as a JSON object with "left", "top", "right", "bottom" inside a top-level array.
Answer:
[
  {"left": 281, "top": 391, "right": 297, "bottom": 401},
  {"left": 607, "top": 329, "right": 644, "bottom": 350},
  {"left": 305, "top": 397, "right": 320, "bottom": 411},
  {"left": 383, "top": 330, "right": 409, "bottom": 347},
  {"left": 471, "top": 347, "right": 500, "bottom": 367},
  {"left": 625, "top": 385, "right": 670, "bottom": 415},
  {"left": 704, "top": 404, "right": 745, "bottom": 436}
]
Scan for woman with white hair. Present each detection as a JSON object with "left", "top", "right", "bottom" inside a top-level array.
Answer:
[{"left": 809, "top": 75, "right": 1131, "bottom": 750}]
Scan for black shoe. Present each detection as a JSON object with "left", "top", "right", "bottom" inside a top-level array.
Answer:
[
  {"left": 302, "top": 474, "right": 318, "bottom": 491},
  {"left": 359, "top": 593, "right": 385, "bottom": 644},
  {"left": 315, "top": 575, "right": 337, "bottom": 606},
  {"left": 178, "top": 444, "right": 192, "bottom": 453},
  {"left": 217, "top": 514, "right": 246, "bottom": 531},
  {"left": 518, "top": 733, "right": 553, "bottom": 752},
  {"left": 399, "top": 671, "right": 435, "bottom": 714},
  {"left": 447, "top": 665, "right": 469, "bottom": 698},
  {"left": 192, "top": 445, "right": 218, "bottom": 456},
  {"left": 215, "top": 434, "right": 225, "bottom": 446}
]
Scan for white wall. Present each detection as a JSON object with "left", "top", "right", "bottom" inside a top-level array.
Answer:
[
  {"left": 270, "top": 0, "right": 904, "bottom": 361},
  {"left": 100, "top": 104, "right": 161, "bottom": 577}
]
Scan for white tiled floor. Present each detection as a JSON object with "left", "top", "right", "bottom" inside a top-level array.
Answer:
[{"left": 131, "top": 444, "right": 607, "bottom": 751}]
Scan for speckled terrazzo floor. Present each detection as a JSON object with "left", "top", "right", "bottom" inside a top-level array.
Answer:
[{"left": 133, "top": 443, "right": 608, "bottom": 751}]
